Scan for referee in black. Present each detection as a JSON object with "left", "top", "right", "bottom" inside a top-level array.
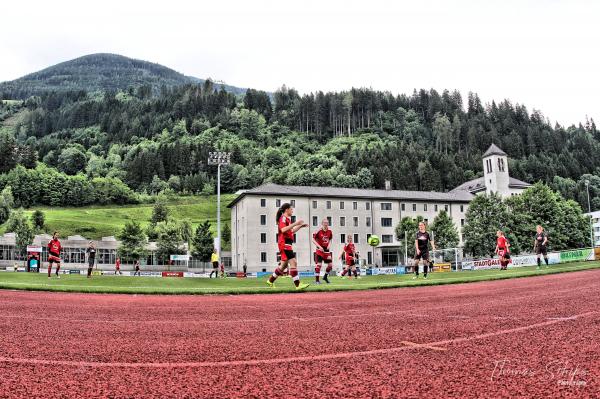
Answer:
[
  {"left": 414, "top": 222, "right": 436, "bottom": 279},
  {"left": 86, "top": 241, "right": 96, "bottom": 278}
]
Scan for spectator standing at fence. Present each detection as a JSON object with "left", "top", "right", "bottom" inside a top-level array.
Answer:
[
  {"left": 134, "top": 260, "right": 141, "bottom": 276},
  {"left": 86, "top": 241, "right": 96, "bottom": 278},
  {"left": 243, "top": 262, "right": 247, "bottom": 277}
]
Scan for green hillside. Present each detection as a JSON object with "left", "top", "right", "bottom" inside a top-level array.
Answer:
[{"left": 0, "top": 194, "right": 235, "bottom": 243}]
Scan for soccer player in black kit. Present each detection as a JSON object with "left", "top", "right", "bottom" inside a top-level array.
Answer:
[
  {"left": 414, "top": 221, "right": 436, "bottom": 279},
  {"left": 534, "top": 225, "right": 549, "bottom": 269}
]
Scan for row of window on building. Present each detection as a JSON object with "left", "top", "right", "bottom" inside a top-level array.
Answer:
[
  {"left": 486, "top": 158, "right": 506, "bottom": 174},
  {"left": 0, "top": 245, "right": 118, "bottom": 264},
  {"left": 259, "top": 243, "right": 378, "bottom": 264},
  {"left": 259, "top": 215, "right": 465, "bottom": 229},
  {"left": 0, "top": 245, "right": 172, "bottom": 266},
  {"left": 260, "top": 199, "right": 464, "bottom": 213},
  {"left": 260, "top": 232, "right": 394, "bottom": 246},
  {"left": 259, "top": 215, "right": 391, "bottom": 228}
]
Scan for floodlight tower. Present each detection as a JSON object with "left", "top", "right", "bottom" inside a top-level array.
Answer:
[{"left": 208, "top": 152, "right": 231, "bottom": 264}]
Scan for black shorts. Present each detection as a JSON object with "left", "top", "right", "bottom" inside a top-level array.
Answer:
[
  {"left": 536, "top": 245, "right": 547, "bottom": 256},
  {"left": 88, "top": 258, "right": 95, "bottom": 267},
  {"left": 414, "top": 250, "right": 429, "bottom": 261},
  {"left": 281, "top": 250, "right": 296, "bottom": 262},
  {"left": 314, "top": 251, "right": 333, "bottom": 264},
  {"left": 212, "top": 261, "right": 219, "bottom": 269},
  {"left": 48, "top": 255, "right": 61, "bottom": 264}
]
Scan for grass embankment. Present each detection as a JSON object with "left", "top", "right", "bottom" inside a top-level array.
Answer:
[{"left": 0, "top": 194, "right": 235, "bottom": 240}]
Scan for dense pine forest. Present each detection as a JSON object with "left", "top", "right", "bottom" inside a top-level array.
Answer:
[{"left": 1, "top": 55, "right": 600, "bottom": 212}]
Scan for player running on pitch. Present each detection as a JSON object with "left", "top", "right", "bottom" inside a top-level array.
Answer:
[
  {"left": 414, "top": 222, "right": 436, "bottom": 279},
  {"left": 534, "top": 225, "right": 549, "bottom": 269},
  {"left": 267, "top": 203, "right": 310, "bottom": 290},
  {"left": 495, "top": 230, "right": 511, "bottom": 270},
  {"left": 339, "top": 236, "right": 359, "bottom": 279},
  {"left": 312, "top": 218, "right": 333, "bottom": 284},
  {"left": 47, "top": 231, "right": 62, "bottom": 279}
]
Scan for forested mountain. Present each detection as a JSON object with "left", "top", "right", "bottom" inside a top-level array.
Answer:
[
  {"left": 1, "top": 56, "right": 599, "bottom": 212},
  {"left": 0, "top": 53, "right": 246, "bottom": 99}
]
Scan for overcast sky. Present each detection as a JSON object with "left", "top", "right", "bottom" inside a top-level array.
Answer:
[{"left": 1, "top": 0, "right": 598, "bottom": 126}]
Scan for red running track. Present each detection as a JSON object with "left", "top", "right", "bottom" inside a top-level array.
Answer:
[{"left": 0, "top": 270, "right": 599, "bottom": 398}]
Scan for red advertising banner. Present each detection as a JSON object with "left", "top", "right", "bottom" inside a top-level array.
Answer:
[{"left": 162, "top": 271, "right": 184, "bottom": 278}]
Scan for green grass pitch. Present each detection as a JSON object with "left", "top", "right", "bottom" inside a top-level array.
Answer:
[{"left": 0, "top": 261, "right": 598, "bottom": 295}]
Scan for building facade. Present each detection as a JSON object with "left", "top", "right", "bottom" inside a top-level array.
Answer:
[
  {"left": 0, "top": 233, "right": 232, "bottom": 271},
  {"left": 229, "top": 144, "right": 531, "bottom": 272},
  {"left": 229, "top": 187, "right": 473, "bottom": 272},
  {"left": 584, "top": 211, "right": 600, "bottom": 247},
  {"left": 0, "top": 234, "right": 119, "bottom": 269}
]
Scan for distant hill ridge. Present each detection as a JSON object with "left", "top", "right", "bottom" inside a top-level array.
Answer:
[{"left": 0, "top": 53, "right": 246, "bottom": 98}]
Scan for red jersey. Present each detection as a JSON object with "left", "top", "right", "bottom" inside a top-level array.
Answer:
[
  {"left": 497, "top": 236, "right": 508, "bottom": 249},
  {"left": 48, "top": 239, "right": 61, "bottom": 257},
  {"left": 343, "top": 243, "right": 356, "bottom": 258},
  {"left": 313, "top": 228, "right": 333, "bottom": 251},
  {"left": 278, "top": 215, "right": 294, "bottom": 250}
]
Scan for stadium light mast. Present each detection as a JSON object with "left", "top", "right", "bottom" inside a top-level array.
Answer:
[
  {"left": 585, "top": 180, "right": 594, "bottom": 248},
  {"left": 208, "top": 152, "right": 231, "bottom": 266}
]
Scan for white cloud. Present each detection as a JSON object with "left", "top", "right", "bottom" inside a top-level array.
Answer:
[{"left": 1, "top": 0, "right": 598, "bottom": 126}]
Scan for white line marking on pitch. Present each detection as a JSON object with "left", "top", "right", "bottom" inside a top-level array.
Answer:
[
  {"left": 400, "top": 341, "right": 447, "bottom": 351},
  {"left": 546, "top": 316, "right": 577, "bottom": 321},
  {"left": 0, "top": 310, "right": 595, "bottom": 369}
]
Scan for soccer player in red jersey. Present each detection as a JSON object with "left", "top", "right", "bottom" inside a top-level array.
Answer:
[
  {"left": 115, "top": 257, "right": 122, "bottom": 275},
  {"left": 267, "top": 203, "right": 310, "bottom": 290},
  {"left": 47, "top": 231, "right": 62, "bottom": 279},
  {"left": 339, "top": 235, "right": 358, "bottom": 279},
  {"left": 495, "top": 230, "right": 511, "bottom": 270},
  {"left": 312, "top": 218, "right": 333, "bottom": 284}
]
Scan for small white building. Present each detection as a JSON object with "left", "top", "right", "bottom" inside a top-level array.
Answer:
[
  {"left": 584, "top": 211, "right": 600, "bottom": 247},
  {"left": 229, "top": 144, "right": 532, "bottom": 272}
]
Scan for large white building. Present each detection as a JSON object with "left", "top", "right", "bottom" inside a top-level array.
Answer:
[{"left": 229, "top": 144, "right": 531, "bottom": 271}]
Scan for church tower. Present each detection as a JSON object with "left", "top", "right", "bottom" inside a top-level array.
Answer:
[{"left": 482, "top": 144, "right": 510, "bottom": 197}]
